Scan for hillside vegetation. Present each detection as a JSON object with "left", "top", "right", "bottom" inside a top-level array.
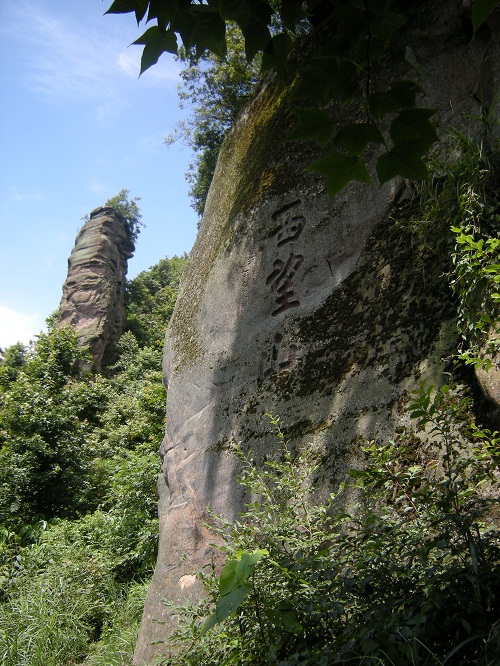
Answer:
[{"left": 0, "top": 254, "right": 187, "bottom": 666}]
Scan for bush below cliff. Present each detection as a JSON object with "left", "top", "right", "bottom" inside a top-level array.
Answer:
[{"left": 0, "top": 255, "right": 187, "bottom": 666}]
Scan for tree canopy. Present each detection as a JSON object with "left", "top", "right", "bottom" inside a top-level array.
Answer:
[
  {"left": 106, "top": 0, "right": 500, "bottom": 197},
  {"left": 0, "top": 254, "right": 187, "bottom": 664},
  {"left": 166, "top": 24, "right": 260, "bottom": 217}
]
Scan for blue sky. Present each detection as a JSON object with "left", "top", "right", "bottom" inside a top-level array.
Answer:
[{"left": 0, "top": 0, "right": 199, "bottom": 350}]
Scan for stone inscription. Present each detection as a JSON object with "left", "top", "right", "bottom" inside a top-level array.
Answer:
[
  {"left": 266, "top": 253, "right": 304, "bottom": 316},
  {"left": 263, "top": 332, "right": 299, "bottom": 378},
  {"left": 269, "top": 200, "right": 306, "bottom": 247},
  {"left": 261, "top": 200, "right": 306, "bottom": 378},
  {"left": 266, "top": 201, "right": 306, "bottom": 317}
]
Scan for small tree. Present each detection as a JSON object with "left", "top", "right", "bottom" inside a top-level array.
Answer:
[
  {"left": 105, "top": 189, "right": 144, "bottom": 243},
  {"left": 165, "top": 24, "right": 260, "bottom": 218}
]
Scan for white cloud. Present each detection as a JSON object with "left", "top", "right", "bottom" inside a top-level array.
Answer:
[
  {"left": 136, "top": 131, "right": 167, "bottom": 154},
  {"left": 117, "top": 49, "right": 141, "bottom": 79},
  {"left": 9, "top": 187, "right": 44, "bottom": 203},
  {"left": 0, "top": 305, "right": 42, "bottom": 349},
  {"left": 20, "top": 9, "right": 117, "bottom": 101},
  {"left": 3, "top": 1, "right": 180, "bottom": 112}
]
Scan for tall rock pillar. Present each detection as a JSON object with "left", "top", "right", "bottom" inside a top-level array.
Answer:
[
  {"left": 57, "top": 206, "right": 134, "bottom": 370},
  {"left": 134, "top": 2, "right": 500, "bottom": 663}
]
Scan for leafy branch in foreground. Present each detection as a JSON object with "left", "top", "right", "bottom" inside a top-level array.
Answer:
[
  {"left": 398, "top": 120, "right": 500, "bottom": 369},
  {"left": 106, "top": 1, "right": 500, "bottom": 198},
  {"left": 160, "top": 394, "right": 500, "bottom": 665}
]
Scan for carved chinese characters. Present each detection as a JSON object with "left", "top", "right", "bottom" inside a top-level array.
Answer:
[
  {"left": 269, "top": 201, "right": 306, "bottom": 247},
  {"left": 266, "top": 253, "right": 304, "bottom": 316},
  {"left": 261, "top": 200, "right": 307, "bottom": 378},
  {"left": 265, "top": 201, "right": 306, "bottom": 317}
]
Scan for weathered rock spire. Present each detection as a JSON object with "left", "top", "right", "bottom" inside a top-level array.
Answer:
[{"left": 57, "top": 206, "right": 134, "bottom": 370}]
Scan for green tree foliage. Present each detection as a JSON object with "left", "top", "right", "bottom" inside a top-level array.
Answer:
[
  {"left": 106, "top": 0, "right": 500, "bottom": 197},
  {"left": 446, "top": 130, "right": 500, "bottom": 364},
  {"left": 105, "top": 188, "right": 144, "bottom": 243},
  {"left": 0, "top": 342, "right": 27, "bottom": 387},
  {"left": 0, "top": 327, "right": 105, "bottom": 525},
  {"left": 161, "top": 397, "right": 500, "bottom": 665},
  {"left": 397, "top": 113, "right": 500, "bottom": 368},
  {"left": 0, "top": 255, "right": 187, "bottom": 665},
  {"left": 166, "top": 25, "right": 261, "bottom": 217},
  {"left": 125, "top": 254, "right": 187, "bottom": 346}
]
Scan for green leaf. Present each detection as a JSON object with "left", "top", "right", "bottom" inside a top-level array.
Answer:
[
  {"left": 280, "top": 0, "right": 306, "bottom": 31},
  {"left": 293, "top": 57, "right": 361, "bottom": 103},
  {"left": 405, "top": 46, "right": 418, "bottom": 67},
  {"left": 219, "top": 558, "right": 239, "bottom": 596},
  {"left": 389, "top": 80, "right": 423, "bottom": 108},
  {"left": 235, "top": 549, "right": 267, "bottom": 580},
  {"left": 202, "top": 549, "right": 266, "bottom": 632},
  {"left": 147, "top": 0, "right": 178, "bottom": 29},
  {"left": 390, "top": 108, "right": 437, "bottom": 153},
  {"left": 262, "top": 32, "right": 293, "bottom": 79},
  {"left": 243, "top": 21, "right": 272, "bottom": 61},
  {"left": 133, "top": 27, "right": 178, "bottom": 75},
  {"left": 171, "top": 11, "right": 197, "bottom": 51},
  {"left": 292, "top": 65, "right": 334, "bottom": 101},
  {"left": 286, "top": 108, "right": 335, "bottom": 147},
  {"left": 189, "top": 7, "right": 227, "bottom": 58},
  {"left": 472, "top": 0, "right": 500, "bottom": 35},
  {"left": 377, "top": 143, "right": 429, "bottom": 184},
  {"left": 201, "top": 584, "right": 252, "bottom": 633},
  {"left": 200, "top": 611, "right": 219, "bottom": 633},
  {"left": 368, "top": 81, "right": 423, "bottom": 120},
  {"left": 105, "top": 0, "right": 148, "bottom": 24},
  {"left": 216, "top": 584, "right": 252, "bottom": 620},
  {"left": 369, "top": 9, "right": 405, "bottom": 45},
  {"left": 327, "top": 59, "right": 361, "bottom": 102},
  {"left": 218, "top": 0, "right": 273, "bottom": 61},
  {"left": 331, "top": 2, "right": 367, "bottom": 43},
  {"left": 219, "top": 549, "right": 267, "bottom": 595},
  {"left": 334, "top": 122, "right": 385, "bottom": 156},
  {"left": 309, "top": 152, "right": 371, "bottom": 197},
  {"left": 265, "top": 607, "right": 303, "bottom": 633},
  {"left": 368, "top": 90, "right": 401, "bottom": 119},
  {"left": 220, "top": 0, "right": 273, "bottom": 27}
]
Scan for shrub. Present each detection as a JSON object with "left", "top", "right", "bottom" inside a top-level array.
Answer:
[{"left": 160, "top": 393, "right": 500, "bottom": 666}]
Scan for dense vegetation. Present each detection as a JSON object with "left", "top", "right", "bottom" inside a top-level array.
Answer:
[
  {"left": 0, "top": 253, "right": 187, "bottom": 666},
  {"left": 162, "top": 395, "right": 500, "bottom": 665}
]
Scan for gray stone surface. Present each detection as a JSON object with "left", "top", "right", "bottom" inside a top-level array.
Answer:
[
  {"left": 476, "top": 332, "right": 500, "bottom": 425},
  {"left": 134, "top": 2, "right": 500, "bottom": 662},
  {"left": 57, "top": 206, "right": 134, "bottom": 370}
]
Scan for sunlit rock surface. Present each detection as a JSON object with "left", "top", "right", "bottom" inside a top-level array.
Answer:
[
  {"left": 57, "top": 206, "right": 134, "bottom": 371},
  {"left": 134, "top": 2, "right": 500, "bottom": 662}
]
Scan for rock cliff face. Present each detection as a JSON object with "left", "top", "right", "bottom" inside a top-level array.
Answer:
[
  {"left": 134, "top": 2, "right": 500, "bottom": 663},
  {"left": 58, "top": 206, "right": 134, "bottom": 370}
]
